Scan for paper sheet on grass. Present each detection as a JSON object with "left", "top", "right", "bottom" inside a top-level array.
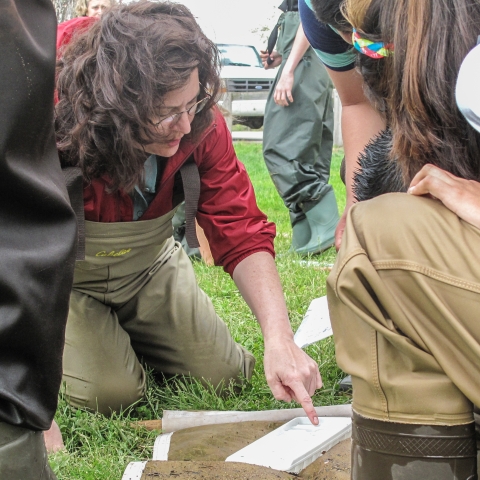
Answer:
[{"left": 294, "top": 296, "right": 332, "bottom": 349}]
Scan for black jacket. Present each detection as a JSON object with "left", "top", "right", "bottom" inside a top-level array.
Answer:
[{"left": 0, "top": 0, "right": 77, "bottom": 430}]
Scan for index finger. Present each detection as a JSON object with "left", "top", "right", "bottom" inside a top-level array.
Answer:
[{"left": 289, "top": 382, "right": 318, "bottom": 425}]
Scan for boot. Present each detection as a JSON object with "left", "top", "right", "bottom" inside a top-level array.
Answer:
[
  {"left": 0, "top": 421, "right": 57, "bottom": 480},
  {"left": 294, "top": 189, "right": 339, "bottom": 255},
  {"left": 474, "top": 406, "right": 480, "bottom": 477},
  {"left": 290, "top": 216, "right": 311, "bottom": 251},
  {"left": 352, "top": 411, "right": 477, "bottom": 480}
]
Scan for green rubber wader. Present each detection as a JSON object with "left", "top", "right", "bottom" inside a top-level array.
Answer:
[{"left": 263, "top": 11, "right": 335, "bottom": 227}]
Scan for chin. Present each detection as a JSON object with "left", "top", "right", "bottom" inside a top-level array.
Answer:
[{"left": 145, "top": 142, "right": 180, "bottom": 158}]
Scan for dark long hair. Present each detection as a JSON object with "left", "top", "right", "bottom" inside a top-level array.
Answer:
[
  {"left": 310, "top": 0, "right": 350, "bottom": 31},
  {"left": 345, "top": 0, "right": 480, "bottom": 184},
  {"left": 56, "top": 1, "right": 221, "bottom": 192}
]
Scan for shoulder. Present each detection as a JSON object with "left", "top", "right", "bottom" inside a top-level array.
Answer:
[
  {"left": 57, "top": 16, "right": 97, "bottom": 51},
  {"left": 190, "top": 107, "right": 238, "bottom": 172},
  {"left": 197, "top": 107, "right": 230, "bottom": 148}
]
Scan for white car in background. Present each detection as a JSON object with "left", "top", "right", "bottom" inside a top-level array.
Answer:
[{"left": 217, "top": 43, "right": 277, "bottom": 129}]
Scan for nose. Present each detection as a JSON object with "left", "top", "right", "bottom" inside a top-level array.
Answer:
[{"left": 173, "top": 111, "right": 192, "bottom": 135}]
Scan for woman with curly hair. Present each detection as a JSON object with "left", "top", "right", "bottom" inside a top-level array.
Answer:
[
  {"left": 54, "top": 1, "right": 321, "bottom": 426},
  {"left": 324, "top": 0, "right": 480, "bottom": 478}
]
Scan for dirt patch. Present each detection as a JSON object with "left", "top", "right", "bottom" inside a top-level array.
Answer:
[
  {"left": 142, "top": 461, "right": 295, "bottom": 479},
  {"left": 168, "top": 421, "right": 284, "bottom": 462},
  {"left": 300, "top": 439, "right": 351, "bottom": 480},
  {"left": 142, "top": 421, "right": 351, "bottom": 479}
]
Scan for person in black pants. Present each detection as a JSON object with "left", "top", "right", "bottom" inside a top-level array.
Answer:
[{"left": 0, "top": 1, "right": 77, "bottom": 478}]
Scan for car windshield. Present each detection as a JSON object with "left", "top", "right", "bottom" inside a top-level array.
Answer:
[{"left": 217, "top": 44, "right": 263, "bottom": 68}]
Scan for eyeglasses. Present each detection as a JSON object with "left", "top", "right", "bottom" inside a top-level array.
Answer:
[{"left": 152, "top": 95, "right": 211, "bottom": 128}]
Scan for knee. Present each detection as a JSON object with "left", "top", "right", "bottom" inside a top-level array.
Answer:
[
  {"left": 63, "top": 368, "right": 145, "bottom": 415},
  {"left": 214, "top": 344, "right": 256, "bottom": 390},
  {"left": 185, "top": 343, "right": 256, "bottom": 391}
]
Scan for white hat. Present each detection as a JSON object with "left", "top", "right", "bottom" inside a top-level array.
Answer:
[{"left": 456, "top": 42, "right": 480, "bottom": 132}]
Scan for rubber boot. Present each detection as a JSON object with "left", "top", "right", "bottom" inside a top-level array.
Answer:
[
  {"left": 0, "top": 421, "right": 57, "bottom": 480},
  {"left": 474, "top": 406, "right": 480, "bottom": 477},
  {"left": 294, "top": 189, "right": 339, "bottom": 255},
  {"left": 290, "top": 216, "right": 312, "bottom": 251},
  {"left": 352, "top": 411, "right": 477, "bottom": 480}
]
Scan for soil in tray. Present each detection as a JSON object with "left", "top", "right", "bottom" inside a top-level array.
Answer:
[{"left": 142, "top": 420, "right": 351, "bottom": 479}]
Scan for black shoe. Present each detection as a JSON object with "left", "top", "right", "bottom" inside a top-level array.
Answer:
[{"left": 338, "top": 375, "right": 352, "bottom": 393}]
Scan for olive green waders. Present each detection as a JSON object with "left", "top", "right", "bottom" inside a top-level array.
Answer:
[
  {"left": 327, "top": 193, "right": 480, "bottom": 478},
  {"left": 63, "top": 211, "right": 255, "bottom": 414},
  {"left": 263, "top": 10, "right": 339, "bottom": 254}
]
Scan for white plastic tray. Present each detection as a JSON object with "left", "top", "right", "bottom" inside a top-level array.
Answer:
[
  {"left": 121, "top": 461, "right": 146, "bottom": 480},
  {"left": 225, "top": 416, "right": 352, "bottom": 474}
]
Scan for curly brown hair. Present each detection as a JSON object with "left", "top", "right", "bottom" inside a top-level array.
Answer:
[{"left": 56, "top": 1, "right": 221, "bottom": 193}]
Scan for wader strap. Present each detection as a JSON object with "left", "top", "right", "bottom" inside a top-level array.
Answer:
[
  {"left": 267, "top": 23, "right": 280, "bottom": 56},
  {"left": 63, "top": 166, "right": 85, "bottom": 260},
  {"left": 267, "top": 0, "right": 299, "bottom": 57},
  {"left": 279, "top": 0, "right": 298, "bottom": 12},
  {"left": 180, "top": 156, "right": 200, "bottom": 248}
]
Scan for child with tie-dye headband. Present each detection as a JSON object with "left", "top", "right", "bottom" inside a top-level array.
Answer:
[{"left": 326, "top": 0, "right": 480, "bottom": 478}]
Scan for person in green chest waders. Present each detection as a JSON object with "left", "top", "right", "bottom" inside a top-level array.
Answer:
[
  {"left": 261, "top": 0, "right": 339, "bottom": 255},
  {"left": 54, "top": 0, "right": 322, "bottom": 431}
]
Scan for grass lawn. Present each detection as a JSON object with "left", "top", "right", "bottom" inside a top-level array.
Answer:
[{"left": 50, "top": 143, "right": 348, "bottom": 479}]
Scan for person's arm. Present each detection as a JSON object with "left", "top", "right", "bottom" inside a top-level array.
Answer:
[
  {"left": 408, "top": 164, "right": 480, "bottom": 228},
  {"left": 232, "top": 252, "right": 322, "bottom": 425},
  {"left": 298, "top": 0, "right": 385, "bottom": 247},
  {"left": 326, "top": 67, "right": 386, "bottom": 248},
  {"left": 195, "top": 112, "right": 321, "bottom": 424},
  {"left": 272, "top": 24, "right": 310, "bottom": 106}
]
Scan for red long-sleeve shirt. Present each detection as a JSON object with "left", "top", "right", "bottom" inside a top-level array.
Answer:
[{"left": 83, "top": 111, "right": 276, "bottom": 275}]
